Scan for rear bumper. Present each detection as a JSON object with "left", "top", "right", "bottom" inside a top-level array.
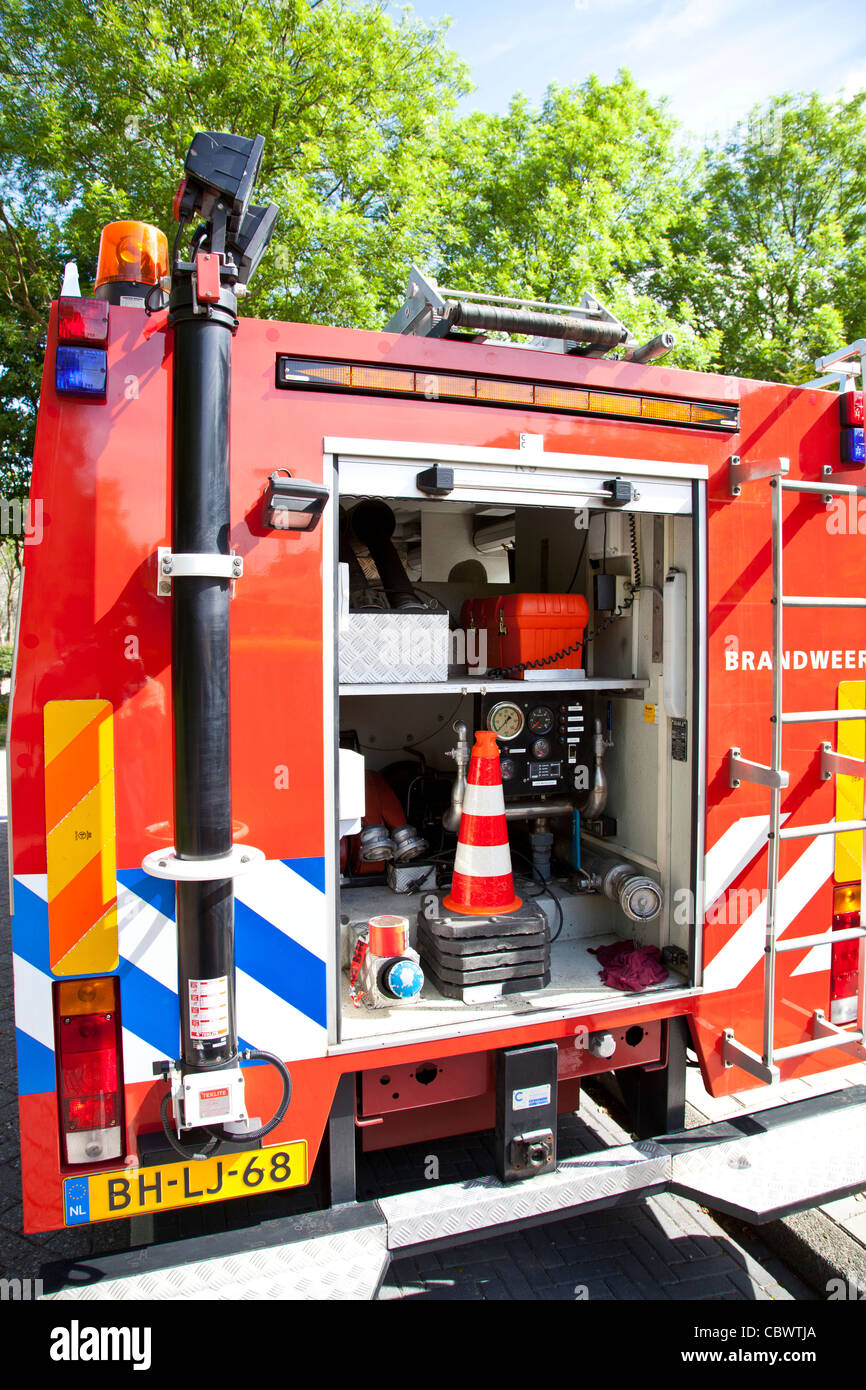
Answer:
[{"left": 42, "top": 1085, "right": 866, "bottom": 1299}]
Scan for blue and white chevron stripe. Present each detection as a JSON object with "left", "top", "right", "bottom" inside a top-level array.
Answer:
[{"left": 12, "top": 858, "right": 329, "bottom": 1095}]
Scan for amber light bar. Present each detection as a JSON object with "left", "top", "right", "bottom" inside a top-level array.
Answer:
[{"left": 276, "top": 356, "right": 739, "bottom": 432}]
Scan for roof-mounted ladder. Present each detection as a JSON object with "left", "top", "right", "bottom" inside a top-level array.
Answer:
[{"left": 724, "top": 460, "right": 866, "bottom": 1083}]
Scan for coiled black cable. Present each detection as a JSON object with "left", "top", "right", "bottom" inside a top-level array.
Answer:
[
  {"left": 629, "top": 512, "right": 642, "bottom": 592},
  {"left": 204, "top": 1050, "right": 292, "bottom": 1146},
  {"left": 160, "top": 1091, "right": 222, "bottom": 1162},
  {"left": 159, "top": 1050, "right": 292, "bottom": 1161}
]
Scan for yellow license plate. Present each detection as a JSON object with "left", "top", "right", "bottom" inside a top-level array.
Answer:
[{"left": 63, "top": 1142, "right": 307, "bottom": 1226}]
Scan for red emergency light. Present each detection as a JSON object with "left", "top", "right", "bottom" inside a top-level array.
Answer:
[
  {"left": 58, "top": 297, "right": 110, "bottom": 347},
  {"left": 839, "top": 390, "right": 865, "bottom": 428}
]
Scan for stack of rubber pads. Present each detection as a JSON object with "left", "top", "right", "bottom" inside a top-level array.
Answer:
[{"left": 417, "top": 894, "right": 550, "bottom": 1002}]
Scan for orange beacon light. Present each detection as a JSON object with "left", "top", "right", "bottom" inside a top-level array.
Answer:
[{"left": 94, "top": 220, "right": 169, "bottom": 305}]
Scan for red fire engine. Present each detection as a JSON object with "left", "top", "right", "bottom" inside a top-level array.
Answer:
[{"left": 10, "top": 131, "right": 866, "bottom": 1298}]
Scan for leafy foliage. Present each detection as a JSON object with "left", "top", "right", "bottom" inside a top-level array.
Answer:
[
  {"left": 0, "top": 0, "right": 864, "bottom": 547},
  {"left": 653, "top": 93, "right": 866, "bottom": 382},
  {"left": 432, "top": 75, "right": 716, "bottom": 370}
]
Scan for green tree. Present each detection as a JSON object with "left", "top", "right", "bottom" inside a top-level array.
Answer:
[
  {"left": 430, "top": 74, "right": 717, "bottom": 371},
  {"left": 0, "top": 0, "right": 470, "bottom": 525},
  {"left": 654, "top": 92, "right": 866, "bottom": 382}
]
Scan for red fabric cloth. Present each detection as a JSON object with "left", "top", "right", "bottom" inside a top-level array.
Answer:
[{"left": 589, "top": 939, "right": 668, "bottom": 991}]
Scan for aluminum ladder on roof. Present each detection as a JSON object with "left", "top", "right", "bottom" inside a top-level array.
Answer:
[{"left": 725, "top": 356, "right": 866, "bottom": 1081}]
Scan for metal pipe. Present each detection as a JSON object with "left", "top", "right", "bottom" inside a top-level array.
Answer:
[
  {"left": 442, "top": 721, "right": 470, "bottom": 833},
  {"left": 773, "top": 1030, "right": 863, "bottom": 1062},
  {"left": 504, "top": 798, "right": 574, "bottom": 820},
  {"left": 436, "top": 287, "right": 605, "bottom": 316},
  {"left": 628, "top": 332, "right": 675, "bottom": 364},
  {"left": 577, "top": 717, "right": 608, "bottom": 820},
  {"left": 579, "top": 847, "right": 664, "bottom": 922},
  {"left": 170, "top": 273, "right": 238, "bottom": 1072}
]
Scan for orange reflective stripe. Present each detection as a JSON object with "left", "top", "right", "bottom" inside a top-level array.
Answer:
[
  {"left": 44, "top": 700, "right": 118, "bottom": 975},
  {"left": 44, "top": 713, "right": 109, "bottom": 831}
]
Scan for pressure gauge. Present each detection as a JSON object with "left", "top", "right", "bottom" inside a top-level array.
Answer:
[
  {"left": 500, "top": 758, "right": 516, "bottom": 781},
  {"left": 527, "top": 705, "right": 554, "bottom": 735},
  {"left": 487, "top": 701, "right": 525, "bottom": 741},
  {"left": 532, "top": 737, "right": 551, "bottom": 760}
]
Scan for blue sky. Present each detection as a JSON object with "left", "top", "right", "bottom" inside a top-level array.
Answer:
[{"left": 392, "top": 0, "right": 866, "bottom": 140}]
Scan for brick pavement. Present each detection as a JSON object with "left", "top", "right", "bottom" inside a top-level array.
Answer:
[{"left": 370, "top": 1089, "right": 815, "bottom": 1301}]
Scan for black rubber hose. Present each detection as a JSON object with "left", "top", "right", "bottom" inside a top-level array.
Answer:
[
  {"left": 447, "top": 300, "right": 629, "bottom": 347},
  {"left": 160, "top": 1091, "right": 221, "bottom": 1162},
  {"left": 205, "top": 1050, "right": 292, "bottom": 1146},
  {"left": 349, "top": 499, "right": 418, "bottom": 610}
]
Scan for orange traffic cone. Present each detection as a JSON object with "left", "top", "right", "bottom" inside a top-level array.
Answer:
[{"left": 443, "top": 730, "right": 522, "bottom": 916}]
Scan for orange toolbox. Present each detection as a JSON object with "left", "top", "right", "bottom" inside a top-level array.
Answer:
[{"left": 463, "top": 593, "right": 589, "bottom": 674}]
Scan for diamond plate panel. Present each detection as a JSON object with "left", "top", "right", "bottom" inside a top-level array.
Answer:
[
  {"left": 42, "top": 1223, "right": 389, "bottom": 1301},
  {"left": 379, "top": 1141, "right": 670, "bottom": 1249},
  {"left": 671, "top": 1105, "right": 866, "bottom": 1221},
  {"left": 339, "top": 613, "right": 449, "bottom": 684}
]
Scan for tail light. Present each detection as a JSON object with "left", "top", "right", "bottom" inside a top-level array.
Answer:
[
  {"left": 831, "top": 884, "right": 862, "bottom": 1025},
  {"left": 54, "top": 977, "right": 124, "bottom": 1165}
]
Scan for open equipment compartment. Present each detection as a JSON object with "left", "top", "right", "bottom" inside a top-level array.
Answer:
[{"left": 332, "top": 440, "right": 705, "bottom": 1048}]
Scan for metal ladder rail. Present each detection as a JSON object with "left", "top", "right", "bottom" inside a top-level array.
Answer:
[{"left": 724, "top": 471, "right": 866, "bottom": 1083}]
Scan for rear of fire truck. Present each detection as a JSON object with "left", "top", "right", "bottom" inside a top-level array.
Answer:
[{"left": 9, "top": 131, "right": 866, "bottom": 1298}]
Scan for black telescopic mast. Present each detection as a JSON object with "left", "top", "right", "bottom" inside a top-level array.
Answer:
[
  {"left": 169, "top": 235, "right": 239, "bottom": 1075},
  {"left": 148, "top": 133, "right": 287, "bottom": 1158}
]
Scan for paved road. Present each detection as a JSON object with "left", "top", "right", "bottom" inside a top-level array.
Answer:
[{"left": 370, "top": 1091, "right": 814, "bottom": 1301}]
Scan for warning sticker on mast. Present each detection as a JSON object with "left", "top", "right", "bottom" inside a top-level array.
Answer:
[{"left": 188, "top": 977, "right": 229, "bottom": 1041}]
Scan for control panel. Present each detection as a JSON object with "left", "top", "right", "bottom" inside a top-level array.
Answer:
[{"left": 476, "top": 692, "right": 590, "bottom": 800}]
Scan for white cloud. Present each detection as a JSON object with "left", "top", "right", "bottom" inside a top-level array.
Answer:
[
  {"left": 625, "top": 0, "right": 736, "bottom": 53},
  {"left": 838, "top": 63, "right": 866, "bottom": 94}
]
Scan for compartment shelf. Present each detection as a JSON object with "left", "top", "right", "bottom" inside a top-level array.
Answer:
[
  {"left": 338, "top": 931, "right": 686, "bottom": 1047},
  {"left": 340, "top": 676, "right": 649, "bottom": 697}
]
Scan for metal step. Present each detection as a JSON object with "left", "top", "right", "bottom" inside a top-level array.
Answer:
[
  {"left": 781, "top": 708, "right": 866, "bottom": 724},
  {"left": 772, "top": 1030, "right": 864, "bottom": 1062},
  {"left": 379, "top": 1141, "right": 668, "bottom": 1252},
  {"left": 782, "top": 595, "right": 866, "bottom": 608},
  {"left": 776, "top": 925, "right": 866, "bottom": 953},
  {"left": 40, "top": 1204, "right": 390, "bottom": 1302},
  {"left": 666, "top": 1086, "right": 866, "bottom": 1223},
  {"left": 779, "top": 818, "right": 866, "bottom": 839}
]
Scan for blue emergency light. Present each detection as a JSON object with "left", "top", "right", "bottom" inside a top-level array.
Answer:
[
  {"left": 841, "top": 428, "right": 866, "bottom": 464},
  {"left": 55, "top": 345, "right": 107, "bottom": 398}
]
